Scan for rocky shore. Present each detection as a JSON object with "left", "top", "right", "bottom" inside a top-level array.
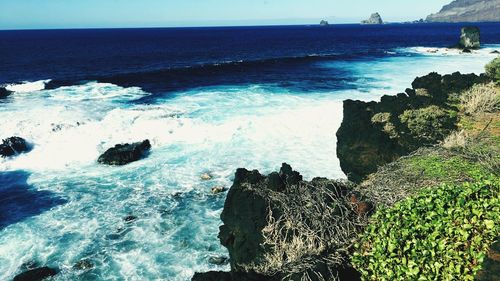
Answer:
[{"left": 193, "top": 55, "right": 500, "bottom": 280}]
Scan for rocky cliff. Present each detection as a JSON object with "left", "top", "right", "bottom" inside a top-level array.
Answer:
[
  {"left": 336, "top": 72, "right": 488, "bottom": 182},
  {"left": 426, "top": 0, "right": 500, "bottom": 23}
]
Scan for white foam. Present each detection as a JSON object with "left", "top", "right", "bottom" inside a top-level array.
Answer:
[{"left": 4, "top": 80, "right": 50, "bottom": 93}]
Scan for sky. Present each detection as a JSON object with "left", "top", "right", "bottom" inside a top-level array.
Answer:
[{"left": 0, "top": 0, "right": 452, "bottom": 30}]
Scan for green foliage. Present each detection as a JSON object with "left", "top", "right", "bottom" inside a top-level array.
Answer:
[
  {"left": 406, "top": 154, "right": 490, "bottom": 182},
  {"left": 485, "top": 56, "right": 500, "bottom": 84},
  {"left": 353, "top": 178, "right": 500, "bottom": 281},
  {"left": 399, "top": 105, "right": 456, "bottom": 144}
]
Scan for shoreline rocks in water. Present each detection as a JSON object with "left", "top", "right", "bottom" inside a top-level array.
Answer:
[
  {"left": 13, "top": 267, "right": 57, "bottom": 281},
  {"left": 336, "top": 71, "right": 489, "bottom": 182},
  {"left": 457, "top": 26, "right": 480, "bottom": 50},
  {"left": 0, "top": 87, "right": 13, "bottom": 98},
  {"left": 0, "top": 136, "right": 30, "bottom": 158},
  {"left": 97, "top": 140, "right": 151, "bottom": 165},
  {"left": 193, "top": 163, "right": 370, "bottom": 281},
  {"left": 361, "top": 12, "right": 383, "bottom": 24}
]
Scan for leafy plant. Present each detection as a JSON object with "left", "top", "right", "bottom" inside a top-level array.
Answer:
[
  {"left": 485, "top": 56, "right": 500, "bottom": 84},
  {"left": 399, "top": 105, "right": 456, "bottom": 144},
  {"left": 353, "top": 178, "right": 500, "bottom": 281}
]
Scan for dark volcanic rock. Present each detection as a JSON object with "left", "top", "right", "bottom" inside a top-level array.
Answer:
[
  {"left": 73, "top": 259, "right": 94, "bottom": 271},
  {"left": 215, "top": 163, "right": 365, "bottom": 281},
  {"left": 458, "top": 26, "right": 480, "bottom": 49},
  {"left": 0, "top": 87, "right": 13, "bottom": 98},
  {"left": 336, "top": 72, "right": 488, "bottom": 182},
  {"left": 97, "top": 140, "right": 151, "bottom": 165},
  {"left": 13, "top": 267, "right": 57, "bottom": 281},
  {"left": 0, "top": 137, "right": 30, "bottom": 158}
]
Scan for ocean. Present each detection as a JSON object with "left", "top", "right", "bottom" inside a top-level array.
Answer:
[{"left": 0, "top": 23, "right": 499, "bottom": 280}]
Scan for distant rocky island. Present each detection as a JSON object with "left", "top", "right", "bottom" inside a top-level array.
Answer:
[
  {"left": 320, "top": 20, "right": 329, "bottom": 26},
  {"left": 361, "top": 13, "right": 383, "bottom": 24},
  {"left": 426, "top": 0, "right": 500, "bottom": 22}
]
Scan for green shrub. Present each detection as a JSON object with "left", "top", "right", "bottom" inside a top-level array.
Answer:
[
  {"left": 353, "top": 178, "right": 500, "bottom": 281},
  {"left": 485, "top": 56, "right": 500, "bottom": 84},
  {"left": 399, "top": 105, "right": 456, "bottom": 144}
]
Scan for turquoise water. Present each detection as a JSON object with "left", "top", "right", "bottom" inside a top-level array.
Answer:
[{"left": 0, "top": 46, "right": 498, "bottom": 280}]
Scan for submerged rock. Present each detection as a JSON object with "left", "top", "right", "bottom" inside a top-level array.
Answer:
[
  {"left": 13, "top": 267, "right": 57, "bottom": 281},
  {"left": 458, "top": 26, "right": 480, "bottom": 49},
  {"left": 0, "top": 136, "right": 29, "bottom": 157},
  {"left": 97, "top": 140, "right": 151, "bottom": 165},
  {"left": 123, "top": 215, "right": 138, "bottom": 223},
  {"left": 211, "top": 186, "right": 226, "bottom": 194},
  {"left": 361, "top": 12, "right": 383, "bottom": 24},
  {"left": 73, "top": 259, "right": 94, "bottom": 271},
  {"left": 200, "top": 173, "right": 213, "bottom": 180}
]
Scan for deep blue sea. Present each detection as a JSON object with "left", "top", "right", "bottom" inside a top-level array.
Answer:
[{"left": 0, "top": 23, "right": 499, "bottom": 280}]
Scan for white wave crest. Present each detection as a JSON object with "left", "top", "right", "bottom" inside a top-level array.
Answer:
[{"left": 4, "top": 79, "right": 51, "bottom": 93}]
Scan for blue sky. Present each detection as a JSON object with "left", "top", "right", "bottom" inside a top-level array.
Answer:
[{"left": 0, "top": 0, "right": 451, "bottom": 30}]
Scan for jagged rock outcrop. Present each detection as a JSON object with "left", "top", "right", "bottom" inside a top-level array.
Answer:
[
  {"left": 193, "top": 163, "right": 371, "bottom": 281},
  {"left": 426, "top": 0, "right": 500, "bottom": 23},
  {"left": 336, "top": 72, "right": 489, "bottom": 182},
  {"left": 361, "top": 13, "right": 383, "bottom": 24},
  {"left": 0, "top": 137, "right": 30, "bottom": 158},
  {"left": 97, "top": 140, "right": 151, "bottom": 165},
  {"left": 320, "top": 20, "right": 329, "bottom": 26},
  {"left": 457, "top": 26, "right": 481, "bottom": 49}
]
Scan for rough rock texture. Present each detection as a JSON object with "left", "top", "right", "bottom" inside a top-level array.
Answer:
[
  {"left": 192, "top": 271, "right": 232, "bottom": 281},
  {"left": 209, "top": 163, "right": 368, "bottom": 281},
  {"left": 458, "top": 26, "right": 481, "bottom": 49},
  {"left": 13, "top": 267, "right": 57, "bottom": 281},
  {"left": 336, "top": 72, "right": 489, "bottom": 182},
  {"left": 97, "top": 140, "right": 151, "bottom": 165},
  {"left": 361, "top": 13, "right": 383, "bottom": 24},
  {"left": 0, "top": 137, "right": 29, "bottom": 158},
  {"left": 476, "top": 238, "right": 500, "bottom": 281},
  {"left": 426, "top": 0, "right": 500, "bottom": 23}
]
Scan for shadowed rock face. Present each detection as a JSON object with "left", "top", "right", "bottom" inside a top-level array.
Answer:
[
  {"left": 476, "top": 238, "right": 500, "bottom": 281},
  {"left": 336, "top": 72, "right": 489, "bottom": 182},
  {"left": 97, "top": 140, "right": 151, "bottom": 165},
  {"left": 0, "top": 87, "right": 12, "bottom": 98},
  {"left": 458, "top": 26, "right": 480, "bottom": 49},
  {"left": 426, "top": 0, "right": 500, "bottom": 23},
  {"left": 206, "top": 163, "right": 366, "bottom": 281}
]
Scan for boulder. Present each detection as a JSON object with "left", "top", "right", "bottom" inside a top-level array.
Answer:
[
  {"left": 0, "top": 137, "right": 29, "bottom": 158},
  {"left": 0, "top": 87, "right": 12, "bottom": 98},
  {"left": 216, "top": 163, "right": 365, "bottom": 280},
  {"left": 73, "top": 259, "right": 94, "bottom": 271},
  {"left": 458, "top": 26, "right": 480, "bottom": 49},
  {"left": 208, "top": 256, "right": 229, "bottom": 265},
  {"left": 13, "top": 267, "right": 57, "bottom": 281},
  {"left": 97, "top": 140, "right": 151, "bottom": 165},
  {"left": 362, "top": 13, "right": 383, "bottom": 24},
  {"left": 476, "top": 238, "right": 500, "bottom": 281}
]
